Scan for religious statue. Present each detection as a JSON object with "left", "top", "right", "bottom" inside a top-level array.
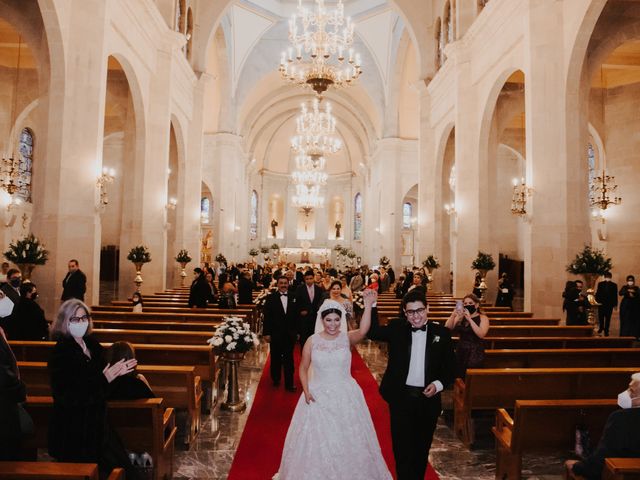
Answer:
[
  {"left": 335, "top": 220, "right": 342, "bottom": 238},
  {"left": 201, "top": 230, "right": 213, "bottom": 263},
  {"left": 271, "top": 218, "right": 278, "bottom": 238}
]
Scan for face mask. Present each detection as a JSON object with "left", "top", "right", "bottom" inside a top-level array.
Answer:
[
  {"left": 10, "top": 278, "right": 20, "bottom": 288},
  {"left": 68, "top": 321, "right": 88, "bottom": 339},
  {"left": 617, "top": 390, "right": 637, "bottom": 409},
  {"left": 628, "top": 281, "right": 635, "bottom": 287},
  {"left": 464, "top": 305, "right": 476, "bottom": 314}
]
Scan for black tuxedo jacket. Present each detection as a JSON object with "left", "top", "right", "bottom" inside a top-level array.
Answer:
[
  {"left": 573, "top": 407, "right": 640, "bottom": 479},
  {"left": 237, "top": 277, "right": 256, "bottom": 305},
  {"left": 263, "top": 289, "right": 297, "bottom": 340},
  {"left": 368, "top": 309, "right": 456, "bottom": 404},
  {"left": 294, "top": 284, "right": 324, "bottom": 318},
  {"left": 595, "top": 281, "right": 618, "bottom": 309},
  {"left": 61, "top": 270, "right": 87, "bottom": 301}
]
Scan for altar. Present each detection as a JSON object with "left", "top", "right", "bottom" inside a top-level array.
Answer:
[{"left": 278, "top": 247, "right": 331, "bottom": 265}]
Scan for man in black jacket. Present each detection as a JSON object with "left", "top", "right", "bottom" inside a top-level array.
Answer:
[
  {"left": 263, "top": 276, "right": 297, "bottom": 391},
  {"left": 188, "top": 268, "right": 210, "bottom": 308},
  {"left": 566, "top": 373, "right": 640, "bottom": 479},
  {"left": 237, "top": 270, "right": 257, "bottom": 305},
  {"left": 368, "top": 288, "right": 456, "bottom": 480},
  {"left": 294, "top": 270, "right": 324, "bottom": 349},
  {"left": 595, "top": 272, "right": 618, "bottom": 336},
  {"left": 61, "top": 260, "right": 87, "bottom": 302}
]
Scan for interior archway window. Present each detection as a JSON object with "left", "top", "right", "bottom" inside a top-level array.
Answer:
[
  {"left": 438, "top": 19, "right": 446, "bottom": 64},
  {"left": 434, "top": 19, "right": 442, "bottom": 69},
  {"left": 250, "top": 190, "right": 258, "bottom": 240},
  {"left": 587, "top": 143, "right": 596, "bottom": 203},
  {"left": 201, "top": 197, "right": 210, "bottom": 224},
  {"left": 354, "top": 193, "right": 363, "bottom": 241},
  {"left": 449, "top": 165, "right": 456, "bottom": 192},
  {"left": 17, "top": 128, "right": 33, "bottom": 202},
  {"left": 402, "top": 202, "right": 412, "bottom": 229},
  {"left": 445, "top": 2, "right": 453, "bottom": 44}
]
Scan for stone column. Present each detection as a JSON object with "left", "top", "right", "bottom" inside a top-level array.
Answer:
[{"left": 31, "top": 1, "right": 108, "bottom": 317}]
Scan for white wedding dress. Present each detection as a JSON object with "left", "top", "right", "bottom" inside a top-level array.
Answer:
[{"left": 274, "top": 332, "right": 392, "bottom": 480}]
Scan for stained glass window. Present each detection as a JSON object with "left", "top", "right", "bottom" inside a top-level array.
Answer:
[
  {"left": 403, "top": 202, "right": 413, "bottom": 229},
  {"left": 250, "top": 190, "right": 258, "bottom": 240},
  {"left": 354, "top": 193, "right": 362, "bottom": 241},
  {"left": 17, "top": 128, "right": 33, "bottom": 202},
  {"left": 201, "top": 197, "right": 210, "bottom": 224}
]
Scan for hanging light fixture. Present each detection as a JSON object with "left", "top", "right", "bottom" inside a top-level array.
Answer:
[
  {"left": 279, "top": 0, "right": 362, "bottom": 95},
  {"left": 1, "top": 36, "right": 28, "bottom": 197},
  {"left": 292, "top": 183, "right": 325, "bottom": 212},
  {"left": 510, "top": 177, "right": 533, "bottom": 217},
  {"left": 291, "top": 98, "right": 341, "bottom": 159}
]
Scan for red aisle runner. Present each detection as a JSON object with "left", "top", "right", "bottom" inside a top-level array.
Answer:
[{"left": 227, "top": 349, "right": 439, "bottom": 480}]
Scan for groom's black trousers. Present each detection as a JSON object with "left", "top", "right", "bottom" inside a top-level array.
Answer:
[
  {"left": 389, "top": 387, "right": 441, "bottom": 480},
  {"left": 270, "top": 335, "right": 294, "bottom": 388}
]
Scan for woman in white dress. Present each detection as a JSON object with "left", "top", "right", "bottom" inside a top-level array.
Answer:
[{"left": 274, "top": 289, "right": 392, "bottom": 480}]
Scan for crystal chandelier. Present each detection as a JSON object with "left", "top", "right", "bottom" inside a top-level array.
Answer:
[
  {"left": 279, "top": 0, "right": 362, "bottom": 95},
  {"left": 510, "top": 177, "right": 533, "bottom": 217},
  {"left": 590, "top": 169, "right": 621, "bottom": 211},
  {"left": 292, "top": 168, "right": 328, "bottom": 186},
  {"left": 292, "top": 183, "right": 325, "bottom": 212},
  {"left": 291, "top": 98, "right": 341, "bottom": 158},
  {"left": 295, "top": 153, "right": 326, "bottom": 171}
]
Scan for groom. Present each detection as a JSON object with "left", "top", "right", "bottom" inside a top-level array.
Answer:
[{"left": 369, "top": 288, "right": 456, "bottom": 480}]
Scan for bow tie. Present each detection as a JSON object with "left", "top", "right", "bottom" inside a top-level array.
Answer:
[
  {"left": 411, "top": 325, "right": 426, "bottom": 332},
  {"left": 279, "top": 292, "right": 288, "bottom": 297}
]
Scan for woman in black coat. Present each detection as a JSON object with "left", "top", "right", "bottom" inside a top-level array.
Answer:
[
  {"left": 5, "top": 282, "right": 48, "bottom": 340},
  {"left": 48, "top": 299, "right": 138, "bottom": 478},
  {"left": 0, "top": 326, "right": 28, "bottom": 461}
]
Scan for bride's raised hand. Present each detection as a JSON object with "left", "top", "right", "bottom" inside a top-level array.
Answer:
[{"left": 304, "top": 390, "right": 315, "bottom": 404}]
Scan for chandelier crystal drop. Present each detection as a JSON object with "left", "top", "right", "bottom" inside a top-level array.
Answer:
[
  {"left": 291, "top": 98, "right": 342, "bottom": 157},
  {"left": 295, "top": 153, "right": 326, "bottom": 171},
  {"left": 279, "top": 0, "right": 362, "bottom": 95},
  {"left": 292, "top": 183, "right": 325, "bottom": 210},
  {"left": 292, "top": 168, "right": 328, "bottom": 187}
]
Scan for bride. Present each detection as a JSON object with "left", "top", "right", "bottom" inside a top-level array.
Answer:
[{"left": 274, "top": 289, "right": 392, "bottom": 480}]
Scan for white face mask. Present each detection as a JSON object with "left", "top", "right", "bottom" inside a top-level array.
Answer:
[
  {"left": 617, "top": 389, "right": 638, "bottom": 409},
  {"left": 628, "top": 281, "right": 635, "bottom": 286},
  {"left": 68, "top": 321, "right": 88, "bottom": 339}
]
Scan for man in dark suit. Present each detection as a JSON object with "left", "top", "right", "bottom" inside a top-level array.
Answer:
[
  {"left": 566, "top": 373, "right": 640, "bottom": 479},
  {"left": 61, "top": 259, "right": 86, "bottom": 302},
  {"left": 369, "top": 288, "right": 456, "bottom": 480},
  {"left": 595, "top": 272, "right": 618, "bottom": 336},
  {"left": 188, "top": 268, "right": 210, "bottom": 308},
  {"left": 0, "top": 269, "right": 22, "bottom": 329},
  {"left": 263, "top": 276, "right": 297, "bottom": 391},
  {"left": 237, "top": 270, "right": 257, "bottom": 305},
  {"left": 294, "top": 270, "right": 324, "bottom": 349}
]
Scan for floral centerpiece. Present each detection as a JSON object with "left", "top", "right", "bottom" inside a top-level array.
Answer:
[
  {"left": 339, "top": 247, "right": 349, "bottom": 256},
  {"left": 353, "top": 290, "right": 365, "bottom": 313},
  {"left": 175, "top": 249, "right": 192, "bottom": 264},
  {"left": 471, "top": 251, "right": 495, "bottom": 273},
  {"left": 379, "top": 256, "right": 390, "bottom": 266},
  {"left": 215, "top": 253, "right": 227, "bottom": 266},
  {"left": 4, "top": 233, "right": 49, "bottom": 281},
  {"left": 423, "top": 255, "right": 440, "bottom": 272},
  {"left": 260, "top": 246, "right": 270, "bottom": 254},
  {"left": 249, "top": 248, "right": 259, "bottom": 258},
  {"left": 347, "top": 250, "right": 357, "bottom": 259},
  {"left": 127, "top": 245, "right": 151, "bottom": 264},
  {"left": 253, "top": 286, "right": 277, "bottom": 306},
  {"left": 333, "top": 244, "right": 343, "bottom": 252},
  {"left": 271, "top": 243, "right": 280, "bottom": 251},
  {"left": 567, "top": 245, "right": 613, "bottom": 313},
  {"left": 207, "top": 317, "right": 260, "bottom": 355}
]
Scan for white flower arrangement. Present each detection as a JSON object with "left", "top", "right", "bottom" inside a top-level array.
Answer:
[
  {"left": 253, "top": 286, "right": 277, "bottom": 306},
  {"left": 353, "top": 291, "right": 365, "bottom": 312},
  {"left": 207, "top": 316, "right": 260, "bottom": 354}
]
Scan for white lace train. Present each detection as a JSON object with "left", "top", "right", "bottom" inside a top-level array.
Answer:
[{"left": 273, "top": 332, "right": 392, "bottom": 480}]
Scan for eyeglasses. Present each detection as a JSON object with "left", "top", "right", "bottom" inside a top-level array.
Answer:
[
  {"left": 404, "top": 307, "right": 426, "bottom": 317},
  {"left": 69, "top": 315, "right": 90, "bottom": 324}
]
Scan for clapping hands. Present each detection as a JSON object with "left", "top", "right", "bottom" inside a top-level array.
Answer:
[
  {"left": 103, "top": 358, "right": 137, "bottom": 383},
  {"left": 362, "top": 289, "right": 377, "bottom": 308}
]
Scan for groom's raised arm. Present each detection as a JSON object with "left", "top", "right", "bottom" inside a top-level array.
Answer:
[{"left": 367, "top": 307, "right": 391, "bottom": 342}]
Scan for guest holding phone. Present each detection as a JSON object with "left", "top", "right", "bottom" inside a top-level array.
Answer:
[{"left": 445, "top": 294, "right": 489, "bottom": 377}]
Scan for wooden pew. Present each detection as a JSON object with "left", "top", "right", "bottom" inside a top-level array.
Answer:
[
  {"left": 483, "top": 348, "right": 640, "bottom": 368},
  {"left": 9, "top": 341, "right": 217, "bottom": 412},
  {"left": 91, "top": 328, "right": 214, "bottom": 346},
  {"left": 24, "top": 397, "right": 176, "bottom": 480},
  {"left": 93, "top": 319, "right": 222, "bottom": 332},
  {"left": 602, "top": 459, "right": 640, "bottom": 480},
  {"left": 0, "top": 462, "right": 124, "bottom": 479},
  {"left": 492, "top": 399, "right": 618, "bottom": 480},
  {"left": 471, "top": 337, "right": 636, "bottom": 349},
  {"left": 454, "top": 367, "right": 637, "bottom": 447},
  {"left": 17, "top": 362, "right": 202, "bottom": 448},
  {"left": 92, "top": 310, "right": 236, "bottom": 323}
]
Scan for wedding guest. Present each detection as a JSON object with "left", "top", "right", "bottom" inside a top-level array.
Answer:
[
  {"left": 105, "top": 342, "right": 154, "bottom": 400},
  {"left": 619, "top": 275, "right": 640, "bottom": 339},
  {"left": 61, "top": 259, "right": 87, "bottom": 302},
  {"left": 5, "top": 282, "right": 48, "bottom": 340},
  {"left": 379, "top": 267, "right": 390, "bottom": 294},
  {"left": 321, "top": 272, "right": 333, "bottom": 292},
  {"left": 188, "top": 268, "right": 210, "bottom": 309},
  {"left": 445, "top": 294, "right": 489, "bottom": 377},
  {"left": 367, "top": 273, "right": 379, "bottom": 292},
  {"left": 205, "top": 272, "right": 218, "bottom": 305},
  {"left": 48, "top": 299, "right": 139, "bottom": 478},
  {"left": 0, "top": 325, "right": 29, "bottom": 461},
  {"left": 328, "top": 280, "right": 353, "bottom": 326},
  {"left": 1, "top": 268, "right": 22, "bottom": 306},
  {"left": 339, "top": 275, "right": 353, "bottom": 302},
  {"left": 394, "top": 274, "right": 406, "bottom": 299},
  {"left": 349, "top": 270, "right": 364, "bottom": 293},
  {"left": 495, "top": 273, "right": 514, "bottom": 310},
  {"left": 562, "top": 281, "right": 580, "bottom": 325},
  {"left": 294, "top": 270, "right": 323, "bottom": 349},
  {"left": 131, "top": 292, "right": 143, "bottom": 313},
  {"left": 238, "top": 270, "right": 256, "bottom": 304},
  {"left": 595, "top": 272, "right": 617, "bottom": 336},
  {"left": 0, "top": 262, "right": 10, "bottom": 284},
  {"left": 218, "top": 278, "right": 237, "bottom": 309}
]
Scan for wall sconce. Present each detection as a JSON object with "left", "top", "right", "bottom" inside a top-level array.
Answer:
[
  {"left": 444, "top": 203, "right": 457, "bottom": 216},
  {"left": 97, "top": 167, "right": 116, "bottom": 206},
  {"left": 510, "top": 178, "right": 533, "bottom": 216},
  {"left": 166, "top": 197, "right": 177, "bottom": 211}
]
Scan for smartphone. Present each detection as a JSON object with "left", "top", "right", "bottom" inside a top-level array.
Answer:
[{"left": 456, "top": 300, "right": 463, "bottom": 312}]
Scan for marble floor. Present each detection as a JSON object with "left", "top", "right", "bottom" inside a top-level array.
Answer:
[{"left": 171, "top": 339, "right": 577, "bottom": 480}]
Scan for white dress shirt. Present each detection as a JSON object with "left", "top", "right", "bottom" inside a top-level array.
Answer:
[
  {"left": 307, "top": 284, "right": 314, "bottom": 302},
  {"left": 405, "top": 323, "right": 443, "bottom": 393},
  {"left": 279, "top": 292, "right": 288, "bottom": 313}
]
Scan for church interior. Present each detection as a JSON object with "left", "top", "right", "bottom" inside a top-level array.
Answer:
[{"left": 0, "top": 0, "right": 639, "bottom": 479}]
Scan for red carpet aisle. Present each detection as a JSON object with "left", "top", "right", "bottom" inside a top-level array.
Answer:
[{"left": 227, "top": 349, "right": 439, "bottom": 480}]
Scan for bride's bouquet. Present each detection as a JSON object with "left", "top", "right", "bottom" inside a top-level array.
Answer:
[{"left": 207, "top": 317, "right": 260, "bottom": 354}]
